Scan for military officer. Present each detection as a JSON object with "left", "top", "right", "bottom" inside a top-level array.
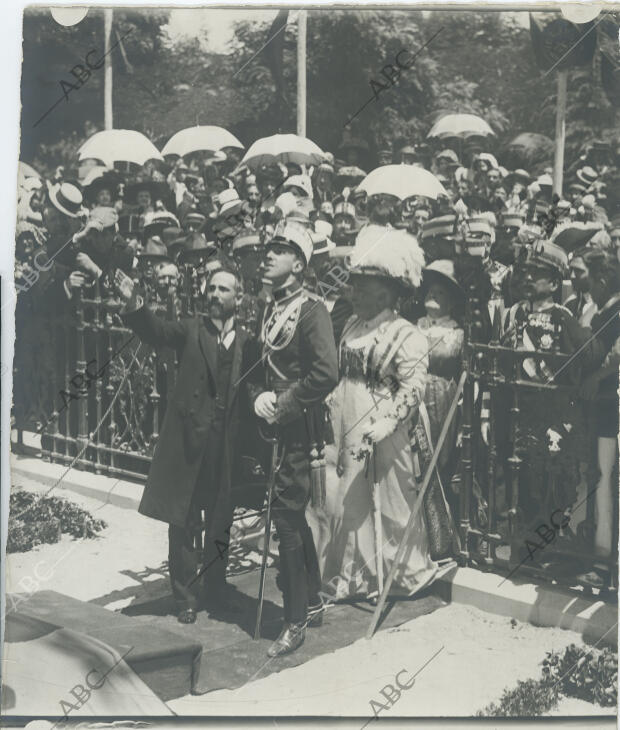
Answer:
[{"left": 249, "top": 220, "right": 338, "bottom": 657}]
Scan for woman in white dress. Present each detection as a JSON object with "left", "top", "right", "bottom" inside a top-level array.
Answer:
[{"left": 308, "top": 225, "right": 439, "bottom": 602}]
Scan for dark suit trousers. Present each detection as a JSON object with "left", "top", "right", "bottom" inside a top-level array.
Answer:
[{"left": 168, "top": 418, "right": 234, "bottom": 611}]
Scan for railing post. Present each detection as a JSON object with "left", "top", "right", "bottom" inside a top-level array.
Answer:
[
  {"left": 74, "top": 287, "right": 88, "bottom": 468},
  {"left": 485, "top": 307, "right": 502, "bottom": 564},
  {"left": 93, "top": 279, "right": 104, "bottom": 474},
  {"left": 106, "top": 325, "right": 118, "bottom": 472}
]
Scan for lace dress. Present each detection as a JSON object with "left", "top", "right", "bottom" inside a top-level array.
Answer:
[{"left": 307, "top": 308, "right": 438, "bottom": 600}]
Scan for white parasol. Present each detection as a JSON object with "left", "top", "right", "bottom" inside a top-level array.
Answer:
[
  {"left": 427, "top": 113, "right": 494, "bottom": 139},
  {"left": 161, "top": 126, "right": 244, "bottom": 157},
  {"left": 18, "top": 161, "right": 40, "bottom": 181},
  {"left": 78, "top": 130, "right": 164, "bottom": 168},
  {"left": 239, "top": 134, "right": 323, "bottom": 170},
  {"left": 358, "top": 165, "right": 448, "bottom": 201}
]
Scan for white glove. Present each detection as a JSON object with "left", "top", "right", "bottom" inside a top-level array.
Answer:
[
  {"left": 75, "top": 251, "right": 102, "bottom": 279},
  {"left": 361, "top": 417, "right": 395, "bottom": 445},
  {"left": 481, "top": 419, "right": 490, "bottom": 446},
  {"left": 254, "top": 391, "right": 277, "bottom": 423}
]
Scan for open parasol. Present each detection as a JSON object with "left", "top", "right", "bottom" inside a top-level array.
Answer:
[
  {"left": 358, "top": 165, "right": 448, "bottom": 201},
  {"left": 239, "top": 134, "right": 323, "bottom": 171},
  {"left": 503, "top": 132, "right": 554, "bottom": 168},
  {"left": 18, "top": 161, "right": 40, "bottom": 181},
  {"left": 161, "top": 126, "right": 244, "bottom": 158},
  {"left": 428, "top": 113, "right": 494, "bottom": 140},
  {"left": 78, "top": 130, "right": 164, "bottom": 168}
]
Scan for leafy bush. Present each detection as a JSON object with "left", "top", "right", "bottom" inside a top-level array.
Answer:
[
  {"left": 478, "top": 643, "right": 617, "bottom": 716},
  {"left": 477, "top": 677, "right": 559, "bottom": 717},
  {"left": 7, "top": 490, "right": 107, "bottom": 553},
  {"left": 543, "top": 644, "right": 617, "bottom": 708}
]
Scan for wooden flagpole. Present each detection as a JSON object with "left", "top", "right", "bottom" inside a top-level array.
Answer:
[
  {"left": 296, "top": 10, "right": 307, "bottom": 136},
  {"left": 104, "top": 9, "right": 113, "bottom": 130},
  {"left": 552, "top": 69, "right": 568, "bottom": 196}
]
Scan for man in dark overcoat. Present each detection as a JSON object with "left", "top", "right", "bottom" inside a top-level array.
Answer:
[{"left": 114, "top": 265, "right": 258, "bottom": 623}]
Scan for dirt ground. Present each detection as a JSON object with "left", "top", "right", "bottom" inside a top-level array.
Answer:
[
  {"left": 167, "top": 602, "right": 613, "bottom": 717},
  {"left": 6, "top": 472, "right": 615, "bottom": 719}
]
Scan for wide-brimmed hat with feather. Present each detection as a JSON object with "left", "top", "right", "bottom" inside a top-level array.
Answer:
[{"left": 348, "top": 224, "right": 425, "bottom": 291}]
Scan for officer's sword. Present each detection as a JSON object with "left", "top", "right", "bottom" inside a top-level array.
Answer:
[{"left": 254, "top": 428, "right": 281, "bottom": 640}]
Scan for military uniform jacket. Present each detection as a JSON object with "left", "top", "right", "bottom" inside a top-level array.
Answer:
[
  {"left": 248, "top": 280, "right": 338, "bottom": 429},
  {"left": 502, "top": 300, "right": 601, "bottom": 384}
]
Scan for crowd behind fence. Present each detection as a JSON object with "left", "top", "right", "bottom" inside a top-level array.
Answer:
[{"left": 12, "top": 276, "right": 618, "bottom": 595}]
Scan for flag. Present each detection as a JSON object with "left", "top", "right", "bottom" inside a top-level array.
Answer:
[
  {"left": 263, "top": 9, "right": 290, "bottom": 120},
  {"left": 529, "top": 12, "right": 596, "bottom": 73}
]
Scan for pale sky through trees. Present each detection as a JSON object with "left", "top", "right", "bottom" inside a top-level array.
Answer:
[{"left": 163, "top": 8, "right": 530, "bottom": 54}]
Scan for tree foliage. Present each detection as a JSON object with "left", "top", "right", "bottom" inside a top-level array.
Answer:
[{"left": 20, "top": 8, "right": 620, "bottom": 174}]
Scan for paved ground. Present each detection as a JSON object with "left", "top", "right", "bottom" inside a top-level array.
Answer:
[{"left": 6, "top": 470, "right": 615, "bottom": 718}]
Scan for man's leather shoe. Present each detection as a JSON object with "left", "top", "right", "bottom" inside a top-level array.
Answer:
[
  {"left": 307, "top": 603, "right": 324, "bottom": 628},
  {"left": 267, "top": 622, "right": 305, "bottom": 657},
  {"left": 177, "top": 608, "right": 197, "bottom": 624}
]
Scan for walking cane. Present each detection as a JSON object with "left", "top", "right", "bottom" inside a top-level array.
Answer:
[
  {"left": 254, "top": 430, "right": 280, "bottom": 640},
  {"left": 366, "top": 444, "right": 384, "bottom": 597}
]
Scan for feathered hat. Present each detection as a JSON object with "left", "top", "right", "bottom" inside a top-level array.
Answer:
[{"left": 348, "top": 224, "right": 425, "bottom": 291}]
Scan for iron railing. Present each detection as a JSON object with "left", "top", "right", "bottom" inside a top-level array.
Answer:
[{"left": 12, "top": 266, "right": 618, "bottom": 593}]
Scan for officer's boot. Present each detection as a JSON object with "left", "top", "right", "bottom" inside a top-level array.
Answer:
[{"left": 268, "top": 545, "right": 307, "bottom": 657}]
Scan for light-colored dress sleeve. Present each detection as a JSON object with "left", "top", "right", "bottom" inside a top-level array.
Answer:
[{"left": 382, "top": 324, "right": 429, "bottom": 429}]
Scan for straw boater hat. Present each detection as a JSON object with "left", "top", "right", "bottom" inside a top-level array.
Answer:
[
  {"left": 47, "top": 181, "right": 87, "bottom": 218},
  {"left": 576, "top": 166, "right": 598, "bottom": 188},
  {"left": 348, "top": 224, "right": 425, "bottom": 291}
]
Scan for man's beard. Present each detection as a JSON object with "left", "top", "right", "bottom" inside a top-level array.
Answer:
[{"left": 208, "top": 301, "right": 225, "bottom": 319}]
